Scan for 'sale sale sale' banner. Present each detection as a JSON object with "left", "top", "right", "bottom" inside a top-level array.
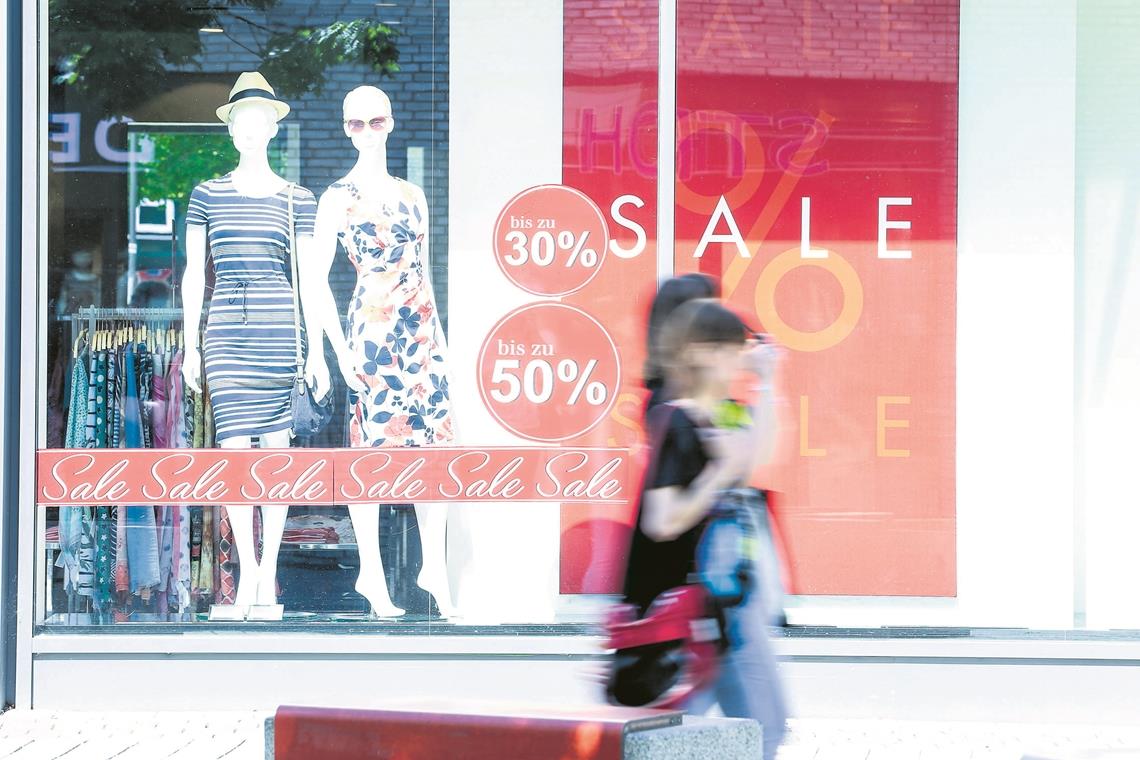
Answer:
[{"left": 562, "top": 0, "right": 959, "bottom": 596}]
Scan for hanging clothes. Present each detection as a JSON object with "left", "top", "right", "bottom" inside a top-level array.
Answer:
[
  {"left": 123, "top": 343, "right": 160, "bottom": 598},
  {"left": 166, "top": 350, "right": 187, "bottom": 449},
  {"left": 84, "top": 349, "right": 98, "bottom": 448},
  {"left": 171, "top": 506, "right": 192, "bottom": 616},
  {"left": 88, "top": 346, "right": 115, "bottom": 617},
  {"left": 137, "top": 343, "right": 154, "bottom": 449},
  {"left": 151, "top": 352, "right": 169, "bottom": 449},
  {"left": 57, "top": 350, "right": 94, "bottom": 600},
  {"left": 217, "top": 509, "right": 236, "bottom": 605},
  {"left": 54, "top": 311, "right": 255, "bottom": 621},
  {"left": 110, "top": 347, "right": 122, "bottom": 449}
]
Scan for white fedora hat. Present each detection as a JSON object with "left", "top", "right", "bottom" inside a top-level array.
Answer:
[{"left": 215, "top": 71, "right": 290, "bottom": 123}]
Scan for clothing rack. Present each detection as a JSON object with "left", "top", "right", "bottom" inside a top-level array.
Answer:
[
  {"left": 76, "top": 306, "right": 184, "bottom": 331},
  {"left": 72, "top": 306, "right": 185, "bottom": 351},
  {"left": 76, "top": 307, "right": 183, "bottom": 319}
]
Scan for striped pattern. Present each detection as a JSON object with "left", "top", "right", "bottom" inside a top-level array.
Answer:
[{"left": 187, "top": 176, "right": 317, "bottom": 441}]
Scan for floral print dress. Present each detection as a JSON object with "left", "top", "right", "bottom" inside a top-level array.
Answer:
[{"left": 336, "top": 179, "right": 454, "bottom": 447}]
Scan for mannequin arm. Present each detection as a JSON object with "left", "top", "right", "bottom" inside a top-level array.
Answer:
[
  {"left": 414, "top": 185, "right": 450, "bottom": 353},
  {"left": 181, "top": 223, "right": 207, "bottom": 393},
  {"left": 415, "top": 185, "right": 435, "bottom": 291},
  {"left": 295, "top": 232, "right": 333, "bottom": 401},
  {"left": 311, "top": 190, "right": 365, "bottom": 392}
]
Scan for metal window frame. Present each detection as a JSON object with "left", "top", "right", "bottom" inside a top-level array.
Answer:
[
  {"left": 14, "top": 0, "right": 42, "bottom": 709},
  {"left": 0, "top": 0, "right": 20, "bottom": 712}
]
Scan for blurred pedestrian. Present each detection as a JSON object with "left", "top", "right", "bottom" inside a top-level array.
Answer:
[{"left": 623, "top": 298, "right": 788, "bottom": 760}]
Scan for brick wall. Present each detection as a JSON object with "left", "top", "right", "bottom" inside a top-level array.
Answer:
[{"left": 565, "top": 0, "right": 958, "bottom": 83}]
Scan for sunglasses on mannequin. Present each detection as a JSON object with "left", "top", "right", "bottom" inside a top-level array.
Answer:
[{"left": 344, "top": 116, "right": 392, "bottom": 133}]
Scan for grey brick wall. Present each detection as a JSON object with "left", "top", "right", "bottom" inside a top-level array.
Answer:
[{"left": 565, "top": 0, "right": 957, "bottom": 83}]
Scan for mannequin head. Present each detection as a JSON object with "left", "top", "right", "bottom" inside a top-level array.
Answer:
[
  {"left": 70, "top": 248, "right": 94, "bottom": 271},
  {"left": 227, "top": 101, "right": 280, "bottom": 155},
  {"left": 343, "top": 86, "right": 394, "bottom": 153}
]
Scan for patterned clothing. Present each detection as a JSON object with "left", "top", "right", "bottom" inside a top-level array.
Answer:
[
  {"left": 58, "top": 354, "right": 93, "bottom": 599},
  {"left": 110, "top": 350, "right": 122, "bottom": 449},
  {"left": 335, "top": 179, "right": 454, "bottom": 448},
  {"left": 123, "top": 344, "right": 159, "bottom": 596},
  {"left": 187, "top": 175, "right": 317, "bottom": 441},
  {"left": 93, "top": 353, "right": 108, "bottom": 449}
]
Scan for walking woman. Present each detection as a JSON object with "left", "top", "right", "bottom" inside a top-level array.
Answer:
[{"left": 622, "top": 298, "right": 788, "bottom": 760}]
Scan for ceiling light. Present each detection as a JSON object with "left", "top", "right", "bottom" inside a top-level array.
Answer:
[{"left": 200, "top": 26, "right": 224, "bottom": 33}]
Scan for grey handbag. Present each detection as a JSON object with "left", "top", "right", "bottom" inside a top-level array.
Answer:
[{"left": 286, "top": 185, "right": 332, "bottom": 438}]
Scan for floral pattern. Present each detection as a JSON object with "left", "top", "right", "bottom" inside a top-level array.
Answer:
[{"left": 335, "top": 179, "right": 454, "bottom": 448}]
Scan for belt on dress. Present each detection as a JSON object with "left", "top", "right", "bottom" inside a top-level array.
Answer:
[{"left": 219, "top": 274, "right": 275, "bottom": 325}]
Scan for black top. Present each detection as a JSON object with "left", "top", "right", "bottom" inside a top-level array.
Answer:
[
  {"left": 644, "top": 376, "right": 667, "bottom": 414},
  {"left": 622, "top": 404, "right": 712, "bottom": 613}
]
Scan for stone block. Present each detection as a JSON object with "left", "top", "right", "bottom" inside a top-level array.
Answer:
[{"left": 625, "top": 716, "right": 762, "bottom": 759}]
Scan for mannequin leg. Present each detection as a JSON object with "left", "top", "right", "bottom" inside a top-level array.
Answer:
[
  {"left": 347, "top": 504, "right": 404, "bottom": 617},
  {"left": 253, "top": 428, "right": 292, "bottom": 606},
  {"left": 415, "top": 503, "right": 455, "bottom": 618},
  {"left": 219, "top": 436, "right": 257, "bottom": 608}
]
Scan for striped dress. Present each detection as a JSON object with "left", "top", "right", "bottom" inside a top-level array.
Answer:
[{"left": 186, "top": 175, "right": 317, "bottom": 441}]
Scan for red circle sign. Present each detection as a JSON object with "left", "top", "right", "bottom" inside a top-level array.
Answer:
[
  {"left": 492, "top": 185, "right": 610, "bottom": 297},
  {"left": 478, "top": 302, "right": 621, "bottom": 442}
]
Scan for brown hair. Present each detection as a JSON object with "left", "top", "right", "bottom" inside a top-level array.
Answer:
[
  {"left": 643, "top": 274, "right": 719, "bottom": 384},
  {"left": 658, "top": 298, "right": 748, "bottom": 397}
]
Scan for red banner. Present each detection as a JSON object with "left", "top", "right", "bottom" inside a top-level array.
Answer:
[
  {"left": 560, "top": 0, "right": 660, "bottom": 593},
  {"left": 675, "top": 0, "right": 959, "bottom": 595},
  {"left": 35, "top": 448, "right": 631, "bottom": 507}
]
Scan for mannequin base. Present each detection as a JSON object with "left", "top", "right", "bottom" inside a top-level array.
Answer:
[
  {"left": 246, "top": 604, "right": 284, "bottom": 622},
  {"left": 208, "top": 604, "right": 248, "bottom": 622},
  {"left": 417, "top": 567, "right": 456, "bottom": 619},
  {"left": 355, "top": 577, "right": 405, "bottom": 619},
  {"left": 366, "top": 605, "right": 406, "bottom": 620}
]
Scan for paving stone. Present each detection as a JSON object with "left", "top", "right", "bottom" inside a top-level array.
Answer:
[{"left": 2, "top": 711, "right": 1140, "bottom": 760}]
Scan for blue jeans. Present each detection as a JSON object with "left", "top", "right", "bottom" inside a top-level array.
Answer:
[{"left": 685, "top": 579, "right": 789, "bottom": 760}]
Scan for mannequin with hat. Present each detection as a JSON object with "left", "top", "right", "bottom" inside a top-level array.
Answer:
[
  {"left": 181, "top": 72, "right": 329, "bottom": 619},
  {"left": 307, "top": 85, "right": 457, "bottom": 619}
]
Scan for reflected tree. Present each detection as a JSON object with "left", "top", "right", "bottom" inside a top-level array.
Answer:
[{"left": 49, "top": 0, "right": 401, "bottom": 113}]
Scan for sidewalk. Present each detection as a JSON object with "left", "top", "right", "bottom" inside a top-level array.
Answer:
[
  {"left": 779, "top": 720, "right": 1140, "bottom": 760},
  {"left": 0, "top": 710, "right": 270, "bottom": 760},
  {"left": 1, "top": 710, "right": 1139, "bottom": 759}
]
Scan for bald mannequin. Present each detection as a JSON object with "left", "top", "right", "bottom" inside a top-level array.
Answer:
[{"left": 309, "top": 86, "right": 456, "bottom": 619}]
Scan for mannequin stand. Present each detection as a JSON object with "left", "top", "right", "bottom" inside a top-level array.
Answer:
[
  {"left": 208, "top": 604, "right": 247, "bottom": 622},
  {"left": 246, "top": 604, "right": 284, "bottom": 621}
]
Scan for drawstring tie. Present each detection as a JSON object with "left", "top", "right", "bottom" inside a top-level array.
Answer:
[
  {"left": 224, "top": 274, "right": 272, "bottom": 324},
  {"left": 228, "top": 281, "right": 251, "bottom": 324}
]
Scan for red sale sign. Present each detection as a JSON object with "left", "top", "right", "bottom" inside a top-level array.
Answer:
[
  {"left": 673, "top": 0, "right": 959, "bottom": 596},
  {"left": 36, "top": 448, "right": 632, "bottom": 507},
  {"left": 561, "top": 0, "right": 959, "bottom": 596}
]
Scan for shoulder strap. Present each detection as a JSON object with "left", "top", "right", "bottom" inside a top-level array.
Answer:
[{"left": 287, "top": 185, "right": 303, "bottom": 380}]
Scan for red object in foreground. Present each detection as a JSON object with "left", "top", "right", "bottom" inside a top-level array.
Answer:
[
  {"left": 606, "top": 585, "right": 722, "bottom": 709},
  {"left": 274, "top": 703, "right": 680, "bottom": 760}
]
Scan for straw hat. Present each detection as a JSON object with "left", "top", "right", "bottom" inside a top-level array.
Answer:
[{"left": 215, "top": 72, "right": 290, "bottom": 123}]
